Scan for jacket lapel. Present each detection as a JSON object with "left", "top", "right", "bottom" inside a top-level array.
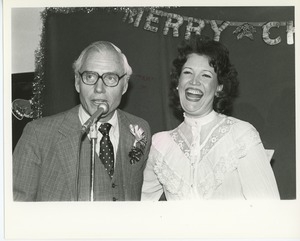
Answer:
[
  {"left": 56, "top": 106, "right": 83, "bottom": 200},
  {"left": 116, "top": 110, "right": 135, "bottom": 197}
]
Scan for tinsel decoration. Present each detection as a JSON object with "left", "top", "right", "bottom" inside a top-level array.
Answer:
[
  {"left": 233, "top": 23, "right": 256, "bottom": 40},
  {"left": 122, "top": 8, "right": 145, "bottom": 27},
  {"left": 32, "top": 7, "right": 294, "bottom": 119},
  {"left": 144, "top": 9, "right": 160, "bottom": 33},
  {"left": 210, "top": 20, "right": 230, "bottom": 41},
  {"left": 32, "top": 7, "right": 146, "bottom": 119},
  {"left": 262, "top": 21, "right": 281, "bottom": 45},
  {"left": 32, "top": 7, "right": 168, "bottom": 119},
  {"left": 184, "top": 17, "right": 205, "bottom": 40},
  {"left": 31, "top": 9, "right": 48, "bottom": 119}
]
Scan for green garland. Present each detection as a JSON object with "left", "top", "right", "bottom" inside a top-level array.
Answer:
[{"left": 31, "top": 7, "right": 166, "bottom": 119}]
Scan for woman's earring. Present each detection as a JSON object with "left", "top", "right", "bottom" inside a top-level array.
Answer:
[
  {"left": 215, "top": 85, "right": 223, "bottom": 97},
  {"left": 176, "top": 86, "right": 179, "bottom": 90}
]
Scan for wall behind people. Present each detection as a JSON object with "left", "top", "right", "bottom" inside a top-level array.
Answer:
[
  {"left": 12, "top": 7, "right": 295, "bottom": 199},
  {"left": 11, "top": 8, "right": 43, "bottom": 74},
  {"left": 11, "top": 8, "right": 43, "bottom": 151}
]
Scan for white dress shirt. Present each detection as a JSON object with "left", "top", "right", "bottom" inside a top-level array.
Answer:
[{"left": 78, "top": 105, "right": 119, "bottom": 161}]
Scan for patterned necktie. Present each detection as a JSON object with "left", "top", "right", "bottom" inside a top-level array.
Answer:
[{"left": 99, "top": 123, "right": 114, "bottom": 178}]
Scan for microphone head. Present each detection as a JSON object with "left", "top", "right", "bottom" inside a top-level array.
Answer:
[{"left": 98, "top": 102, "right": 109, "bottom": 114}]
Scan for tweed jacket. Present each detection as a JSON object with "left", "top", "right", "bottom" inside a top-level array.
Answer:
[{"left": 13, "top": 105, "right": 151, "bottom": 201}]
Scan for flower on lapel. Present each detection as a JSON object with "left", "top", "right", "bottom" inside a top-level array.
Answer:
[{"left": 128, "top": 124, "right": 147, "bottom": 164}]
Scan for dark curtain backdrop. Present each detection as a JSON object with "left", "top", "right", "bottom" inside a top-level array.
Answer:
[{"left": 38, "top": 7, "right": 295, "bottom": 199}]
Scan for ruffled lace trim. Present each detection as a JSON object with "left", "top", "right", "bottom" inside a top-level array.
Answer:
[
  {"left": 170, "top": 130, "right": 191, "bottom": 160},
  {"left": 155, "top": 117, "right": 262, "bottom": 199},
  {"left": 153, "top": 158, "right": 189, "bottom": 196},
  {"left": 201, "top": 118, "right": 233, "bottom": 156},
  {"left": 198, "top": 119, "right": 261, "bottom": 198}
]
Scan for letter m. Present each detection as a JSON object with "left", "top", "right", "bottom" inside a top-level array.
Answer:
[{"left": 122, "top": 8, "right": 144, "bottom": 27}]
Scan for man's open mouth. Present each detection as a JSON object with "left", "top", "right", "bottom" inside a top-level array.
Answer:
[{"left": 92, "top": 99, "right": 107, "bottom": 106}]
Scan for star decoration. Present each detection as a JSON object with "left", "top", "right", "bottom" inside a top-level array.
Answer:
[{"left": 233, "top": 23, "right": 256, "bottom": 40}]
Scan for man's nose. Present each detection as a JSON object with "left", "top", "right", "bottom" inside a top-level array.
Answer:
[{"left": 94, "top": 78, "right": 105, "bottom": 93}]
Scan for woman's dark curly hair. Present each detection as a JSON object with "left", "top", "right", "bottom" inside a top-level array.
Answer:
[{"left": 170, "top": 35, "right": 239, "bottom": 116}]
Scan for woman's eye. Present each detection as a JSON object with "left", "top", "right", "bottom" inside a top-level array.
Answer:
[
  {"left": 202, "top": 74, "right": 211, "bottom": 78},
  {"left": 182, "top": 70, "right": 192, "bottom": 75}
]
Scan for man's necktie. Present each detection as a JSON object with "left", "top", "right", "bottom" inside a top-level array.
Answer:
[{"left": 99, "top": 123, "right": 114, "bottom": 178}]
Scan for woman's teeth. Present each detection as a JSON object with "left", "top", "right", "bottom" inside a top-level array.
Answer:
[{"left": 185, "top": 88, "right": 203, "bottom": 101}]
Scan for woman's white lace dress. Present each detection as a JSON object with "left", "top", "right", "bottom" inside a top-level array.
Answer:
[{"left": 142, "top": 111, "right": 280, "bottom": 200}]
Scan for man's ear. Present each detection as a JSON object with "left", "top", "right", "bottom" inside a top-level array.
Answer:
[
  {"left": 122, "top": 76, "right": 129, "bottom": 95},
  {"left": 75, "top": 74, "right": 80, "bottom": 93}
]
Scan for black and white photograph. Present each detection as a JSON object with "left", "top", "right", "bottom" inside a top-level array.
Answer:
[{"left": 2, "top": 0, "right": 300, "bottom": 239}]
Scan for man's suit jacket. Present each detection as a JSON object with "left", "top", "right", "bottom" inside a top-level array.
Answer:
[{"left": 13, "top": 105, "right": 151, "bottom": 201}]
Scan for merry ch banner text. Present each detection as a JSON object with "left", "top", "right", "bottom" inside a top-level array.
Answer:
[{"left": 122, "top": 8, "right": 295, "bottom": 45}]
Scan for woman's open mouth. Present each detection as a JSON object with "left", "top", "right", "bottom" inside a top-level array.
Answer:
[{"left": 185, "top": 88, "right": 203, "bottom": 102}]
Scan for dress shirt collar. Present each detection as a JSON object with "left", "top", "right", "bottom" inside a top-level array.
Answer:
[
  {"left": 78, "top": 104, "right": 118, "bottom": 132},
  {"left": 184, "top": 110, "right": 217, "bottom": 128}
]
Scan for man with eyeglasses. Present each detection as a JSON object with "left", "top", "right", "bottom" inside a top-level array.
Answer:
[{"left": 13, "top": 41, "right": 151, "bottom": 201}]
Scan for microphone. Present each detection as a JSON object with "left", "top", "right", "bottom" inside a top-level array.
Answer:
[{"left": 81, "top": 102, "right": 109, "bottom": 134}]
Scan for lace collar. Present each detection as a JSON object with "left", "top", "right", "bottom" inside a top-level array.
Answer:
[{"left": 184, "top": 110, "right": 217, "bottom": 128}]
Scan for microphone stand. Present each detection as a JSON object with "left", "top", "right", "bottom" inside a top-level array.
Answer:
[
  {"left": 89, "top": 123, "right": 97, "bottom": 202},
  {"left": 77, "top": 103, "right": 108, "bottom": 201}
]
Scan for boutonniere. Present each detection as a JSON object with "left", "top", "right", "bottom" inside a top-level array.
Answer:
[{"left": 128, "top": 124, "right": 147, "bottom": 164}]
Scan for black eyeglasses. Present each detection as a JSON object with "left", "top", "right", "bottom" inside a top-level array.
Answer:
[{"left": 78, "top": 71, "right": 126, "bottom": 87}]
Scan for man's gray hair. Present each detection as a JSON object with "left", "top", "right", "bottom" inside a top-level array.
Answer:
[{"left": 73, "top": 41, "right": 132, "bottom": 79}]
